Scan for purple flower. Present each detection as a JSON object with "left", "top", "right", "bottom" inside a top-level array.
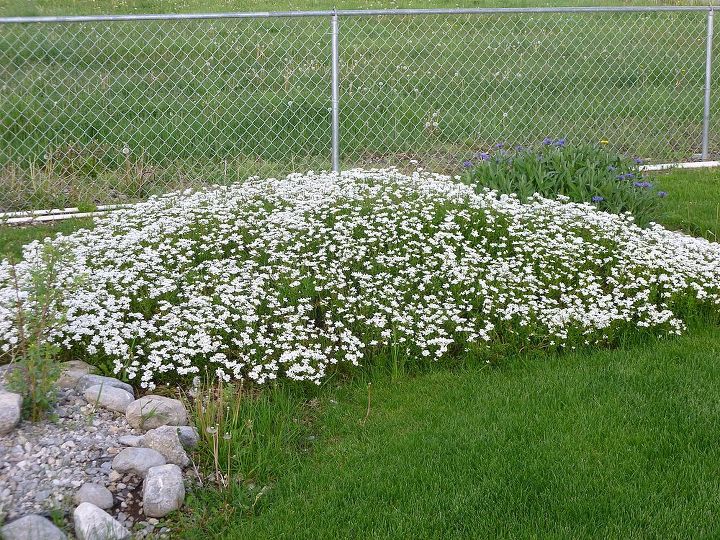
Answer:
[
  {"left": 515, "top": 145, "right": 525, "bottom": 151},
  {"left": 478, "top": 152, "right": 491, "bottom": 161},
  {"left": 634, "top": 158, "right": 644, "bottom": 165},
  {"left": 463, "top": 160, "right": 473, "bottom": 168},
  {"left": 555, "top": 138, "right": 566, "bottom": 147},
  {"left": 625, "top": 173, "right": 635, "bottom": 179},
  {"left": 633, "top": 181, "right": 652, "bottom": 189},
  {"left": 658, "top": 191, "right": 668, "bottom": 198},
  {"left": 591, "top": 195, "right": 605, "bottom": 202},
  {"left": 495, "top": 142, "right": 505, "bottom": 149},
  {"left": 542, "top": 137, "right": 553, "bottom": 145}
]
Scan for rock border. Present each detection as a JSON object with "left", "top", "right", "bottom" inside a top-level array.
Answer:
[{"left": 1, "top": 361, "right": 198, "bottom": 538}]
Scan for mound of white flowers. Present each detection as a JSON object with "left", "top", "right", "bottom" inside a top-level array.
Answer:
[{"left": 1, "top": 169, "right": 719, "bottom": 388}]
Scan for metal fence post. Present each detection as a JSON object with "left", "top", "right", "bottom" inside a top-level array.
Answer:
[
  {"left": 331, "top": 10, "right": 341, "bottom": 173},
  {"left": 703, "top": 6, "right": 714, "bottom": 160}
]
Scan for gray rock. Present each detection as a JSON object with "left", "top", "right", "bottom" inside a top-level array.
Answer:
[
  {"left": 142, "top": 464, "right": 185, "bottom": 518},
  {"left": 143, "top": 426, "right": 190, "bottom": 467},
  {"left": 0, "top": 391, "right": 22, "bottom": 435},
  {"left": 176, "top": 426, "right": 200, "bottom": 449},
  {"left": 34, "top": 490, "right": 51, "bottom": 502},
  {"left": 57, "top": 360, "right": 96, "bottom": 388},
  {"left": 73, "top": 502, "right": 130, "bottom": 540},
  {"left": 111, "top": 447, "right": 166, "bottom": 477},
  {"left": 75, "top": 375, "right": 133, "bottom": 396},
  {"left": 118, "top": 435, "right": 144, "bottom": 447},
  {"left": 0, "top": 514, "right": 67, "bottom": 540},
  {"left": 84, "top": 385, "right": 135, "bottom": 414},
  {"left": 125, "top": 396, "right": 187, "bottom": 430},
  {"left": 75, "top": 482, "right": 114, "bottom": 510}
]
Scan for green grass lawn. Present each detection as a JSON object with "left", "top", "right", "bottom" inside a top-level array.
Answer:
[
  {"left": 179, "top": 326, "right": 720, "bottom": 539},
  {"left": 656, "top": 168, "right": 720, "bottom": 241},
  {"left": 0, "top": 0, "right": 714, "bottom": 211}
]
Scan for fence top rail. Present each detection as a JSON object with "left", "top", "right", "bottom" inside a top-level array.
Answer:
[{"left": 0, "top": 5, "right": 713, "bottom": 24}]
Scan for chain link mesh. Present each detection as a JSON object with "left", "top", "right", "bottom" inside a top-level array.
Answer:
[
  {"left": 0, "top": 16, "right": 332, "bottom": 212},
  {"left": 0, "top": 10, "right": 713, "bottom": 212},
  {"left": 340, "top": 11, "right": 709, "bottom": 171}
]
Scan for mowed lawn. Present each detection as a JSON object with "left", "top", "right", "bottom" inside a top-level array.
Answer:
[
  {"left": 656, "top": 168, "right": 720, "bottom": 241},
  {"left": 198, "top": 328, "right": 720, "bottom": 539},
  {"left": 2, "top": 167, "right": 719, "bottom": 538}
]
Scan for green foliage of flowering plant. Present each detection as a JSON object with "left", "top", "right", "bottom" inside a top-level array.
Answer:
[
  {"left": 1, "top": 169, "right": 718, "bottom": 390},
  {"left": 462, "top": 139, "right": 666, "bottom": 227}
]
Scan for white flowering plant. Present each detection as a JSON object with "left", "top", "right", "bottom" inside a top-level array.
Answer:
[{"left": 1, "top": 169, "right": 719, "bottom": 389}]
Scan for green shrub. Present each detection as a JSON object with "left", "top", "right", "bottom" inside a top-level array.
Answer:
[{"left": 462, "top": 139, "right": 667, "bottom": 227}]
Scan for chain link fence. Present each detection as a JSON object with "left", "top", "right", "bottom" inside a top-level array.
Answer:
[{"left": 0, "top": 7, "right": 716, "bottom": 212}]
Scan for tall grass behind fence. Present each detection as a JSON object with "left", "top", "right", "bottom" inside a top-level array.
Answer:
[
  {"left": 0, "top": 8, "right": 715, "bottom": 211},
  {"left": 340, "top": 11, "right": 708, "bottom": 170},
  {"left": 0, "top": 16, "right": 332, "bottom": 210}
]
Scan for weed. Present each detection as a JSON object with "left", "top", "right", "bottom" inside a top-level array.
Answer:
[{"left": 4, "top": 244, "right": 79, "bottom": 421}]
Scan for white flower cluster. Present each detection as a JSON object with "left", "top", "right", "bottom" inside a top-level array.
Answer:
[{"left": 1, "top": 169, "right": 719, "bottom": 388}]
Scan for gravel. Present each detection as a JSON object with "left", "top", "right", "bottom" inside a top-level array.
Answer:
[
  {"left": 0, "top": 371, "right": 186, "bottom": 538},
  {"left": 0, "top": 386, "right": 140, "bottom": 522},
  {"left": 0, "top": 388, "right": 179, "bottom": 538}
]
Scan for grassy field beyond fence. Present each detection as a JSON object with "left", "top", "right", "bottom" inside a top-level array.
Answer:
[{"left": 0, "top": 0, "right": 716, "bottom": 211}]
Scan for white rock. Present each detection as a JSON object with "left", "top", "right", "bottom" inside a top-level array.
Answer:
[
  {"left": 125, "top": 396, "right": 187, "bottom": 430},
  {"left": 0, "top": 514, "right": 67, "bottom": 540},
  {"left": 73, "top": 502, "right": 130, "bottom": 540},
  {"left": 84, "top": 385, "right": 135, "bottom": 414},
  {"left": 75, "top": 375, "right": 133, "bottom": 395},
  {"left": 57, "top": 360, "right": 96, "bottom": 388},
  {"left": 108, "top": 471, "right": 123, "bottom": 482},
  {"left": 0, "top": 390, "right": 22, "bottom": 435},
  {"left": 75, "top": 482, "right": 114, "bottom": 510},
  {"left": 143, "top": 426, "right": 190, "bottom": 467},
  {"left": 118, "top": 435, "right": 144, "bottom": 447},
  {"left": 111, "top": 447, "right": 166, "bottom": 477},
  {"left": 142, "top": 464, "right": 185, "bottom": 518}
]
